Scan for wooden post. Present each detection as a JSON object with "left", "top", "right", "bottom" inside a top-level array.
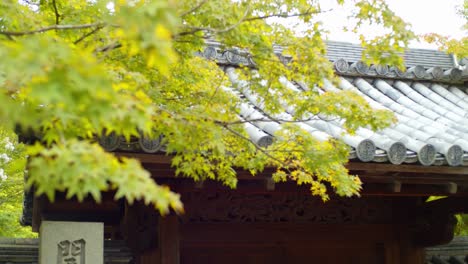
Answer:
[
  {"left": 398, "top": 227, "right": 425, "bottom": 264},
  {"left": 160, "top": 215, "right": 180, "bottom": 264},
  {"left": 138, "top": 214, "right": 180, "bottom": 264}
]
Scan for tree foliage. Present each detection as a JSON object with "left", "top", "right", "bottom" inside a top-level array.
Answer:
[
  {"left": 0, "top": 0, "right": 423, "bottom": 213},
  {"left": 423, "top": 0, "right": 467, "bottom": 58},
  {"left": 0, "top": 129, "right": 35, "bottom": 237}
]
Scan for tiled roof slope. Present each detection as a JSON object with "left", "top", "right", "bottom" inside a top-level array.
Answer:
[
  {"left": 326, "top": 41, "right": 455, "bottom": 69},
  {"left": 225, "top": 68, "right": 468, "bottom": 167},
  {"left": 426, "top": 236, "right": 468, "bottom": 264},
  {"left": 200, "top": 41, "right": 466, "bottom": 83},
  {"left": 98, "top": 42, "right": 468, "bottom": 167},
  {"left": 0, "top": 238, "right": 133, "bottom": 263}
]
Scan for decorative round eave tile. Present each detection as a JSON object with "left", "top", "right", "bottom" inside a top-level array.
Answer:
[
  {"left": 334, "top": 59, "right": 349, "bottom": 74},
  {"left": 428, "top": 66, "right": 444, "bottom": 80},
  {"left": 392, "top": 66, "right": 407, "bottom": 78},
  {"left": 224, "top": 49, "right": 244, "bottom": 64},
  {"left": 446, "top": 68, "right": 463, "bottom": 81},
  {"left": 138, "top": 134, "right": 163, "bottom": 153},
  {"left": 98, "top": 132, "right": 121, "bottom": 152},
  {"left": 257, "top": 135, "right": 274, "bottom": 148},
  {"left": 446, "top": 145, "right": 463, "bottom": 166},
  {"left": 409, "top": 65, "right": 426, "bottom": 79},
  {"left": 356, "top": 139, "right": 376, "bottom": 162},
  {"left": 375, "top": 64, "right": 389, "bottom": 76},
  {"left": 388, "top": 142, "right": 407, "bottom": 165},
  {"left": 352, "top": 61, "right": 369, "bottom": 75},
  {"left": 417, "top": 144, "right": 436, "bottom": 166},
  {"left": 203, "top": 46, "right": 218, "bottom": 60}
]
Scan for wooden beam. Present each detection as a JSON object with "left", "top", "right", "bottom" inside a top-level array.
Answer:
[
  {"left": 116, "top": 153, "right": 468, "bottom": 197},
  {"left": 117, "top": 152, "right": 468, "bottom": 177},
  {"left": 346, "top": 162, "right": 468, "bottom": 175}
]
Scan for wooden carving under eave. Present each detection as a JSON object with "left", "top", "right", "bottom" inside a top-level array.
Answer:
[
  {"left": 178, "top": 192, "right": 399, "bottom": 224},
  {"left": 410, "top": 209, "right": 457, "bottom": 247},
  {"left": 121, "top": 202, "right": 159, "bottom": 255}
]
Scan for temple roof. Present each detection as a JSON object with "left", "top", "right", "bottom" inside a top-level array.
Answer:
[
  {"left": 326, "top": 41, "right": 456, "bottom": 70},
  {"left": 98, "top": 41, "right": 468, "bottom": 167}
]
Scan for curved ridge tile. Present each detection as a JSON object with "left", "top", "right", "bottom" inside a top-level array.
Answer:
[
  {"left": 431, "top": 84, "right": 468, "bottom": 110},
  {"left": 238, "top": 97, "right": 282, "bottom": 135},
  {"left": 319, "top": 81, "right": 407, "bottom": 164},
  {"left": 394, "top": 81, "right": 467, "bottom": 124},
  {"left": 354, "top": 128, "right": 406, "bottom": 164},
  {"left": 357, "top": 79, "right": 434, "bottom": 126},
  {"left": 243, "top": 120, "right": 274, "bottom": 147},
  {"left": 275, "top": 112, "right": 331, "bottom": 142},
  {"left": 322, "top": 80, "right": 406, "bottom": 160},
  {"left": 276, "top": 78, "right": 379, "bottom": 162},
  {"left": 374, "top": 80, "right": 451, "bottom": 125},
  {"left": 355, "top": 79, "right": 464, "bottom": 165},
  {"left": 412, "top": 83, "right": 468, "bottom": 119},
  {"left": 396, "top": 114, "right": 468, "bottom": 146},
  {"left": 335, "top": 80, "right": 435, "bottom": 164},
  {"left": 394, "top": 123, "right": 463, "bottom": 166},
  {"left": 375, "top": 80, "right": 468, "bottom": 133},
  {"left": 448, "top": 86, "right": 468, "bottom": 104},
  {"left": 344, "top": 78, "right": 467, "bottom": 160},
  {"left": 380, "top": 128, "right": 436, "bottom": 166},
  {"left": 227, "top": 68, "right": 375, "bottom": 161},
  {"left": 339, "top": 79, "right": 437, "bottom": 165},
  {"left": 237, "top": 92, "right": 330, "bottom": 143},
  {"left": 225, "top": 66, "right": 467, "bottom": 166}
]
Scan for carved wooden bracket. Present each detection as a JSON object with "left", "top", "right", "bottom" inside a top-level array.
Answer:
[
  {"left": 408, "top": 197, "right": 468, "bottom": 247},
  {"left": 410, "top": 210, "right": 456, "bottom": 247}
]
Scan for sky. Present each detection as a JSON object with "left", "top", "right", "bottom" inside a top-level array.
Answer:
[{"left": 315, "top": 0, "right": 466, "bottom": 49}]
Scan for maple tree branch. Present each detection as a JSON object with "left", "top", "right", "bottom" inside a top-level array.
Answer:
[
  {"left": 243, "top": 8, "right": 330, "bottom": 21},
  {"left": 74, "top": 25, "right": 105, "bottom": 44},
  {"left": 221, "top": 124, "right": 281, "bottom": 164},
  {"left": 181, "top": 0, "right": 209, "bottom": 17},
  {"left": 176, "top": 8, "right": 330, "bottom": 38},
  {"left": 0, "top": 22, "right": 106, "bottom": 37},
  {"left": 94, "top": 42, "right": 122, "bottom": 53},
  {"left": 52, "top": 0, "right": 61, "bottom": 25},
  {"left": 177, "top": 4, "right": 251, "bottom": 36},
  {"left": 216, "top": 116, "right": 321, "bottom": 126}
]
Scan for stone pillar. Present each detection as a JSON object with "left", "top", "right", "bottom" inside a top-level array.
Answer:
[{"left": 39, "top": 221, "right": 104, "bottom": 264}]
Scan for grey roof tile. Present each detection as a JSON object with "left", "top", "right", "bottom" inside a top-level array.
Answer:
[
  {"left": 222, "top": 66, "right": 468, "bottom": 166},
  {"left": 432, "top": 84, "right": 468, "bottom": 110},
  {"left": 226, "top": 66, "right": 468, "bottom": 166},
  {"left": 99, "top": 43, "right": 468, "bottom": 167},
  {"left": 325, "top": 41, "right": 455, "bottom": 69}
]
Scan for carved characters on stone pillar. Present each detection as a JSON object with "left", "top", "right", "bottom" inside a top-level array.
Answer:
[{"left": 57, "top": 239, "right": 86, "bottom": 264}]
